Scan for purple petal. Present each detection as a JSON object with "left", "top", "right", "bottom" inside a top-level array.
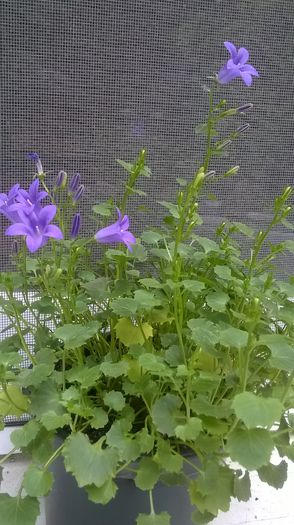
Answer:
[
  {"left": 38, "top": 205, "right": 57, "bottom": 227},
  {"left": 121, "top": 231, "right": 136, "bottom": 251},
  {"left": 116, "top": 208, "right": 122, "bottom": 221},
  {"left": 240, "top": 72, "right": 253, "bottom": 86},
  {"left": 120, "top": 214, "right": 130, "bottom": 231},
  {"left": 26, "top": 234, "right": 44, "bottom": 253},
  {"left": 224, "top": 41, "right": 238, "bottom": 61},
  {"left": 240, "top": 64, "right": 259, "bottom": 77},
  {"left": 237, "top": 47, "right": 249, "bottom": 65},
  {"left": 44, "top": 224, "right": 63, "bottom": 240},
  {"left": 217, "top": 64, "right": 241, "bottom": 84},
  {"left": 5, "top": 223, "right": 31, "bottom": 236}
]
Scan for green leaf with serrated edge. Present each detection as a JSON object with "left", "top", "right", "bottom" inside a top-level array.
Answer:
[
  {"left": 104, "top": 390, "right": 125, "bottom": 411},
  {"left": 19, "top": 363, "right": 54, "bottom": 387},
  {"left": 82, "top": 277, "right": 110, "bottom": 301},
  {"left": 187, "top": 318, "right": 219, "bottom": 350},
  {"left": 154, "top": 438, "right": 183, "bottom": 473},
  {"left": 54, "top": 321, "right": 100, "bottom": 349},
  {"left": 136, "top": 513, "right": 171, "bottom": 525},
  {"left": 191, "top": 462, "right": 234, "bottom": 515},
  {"left": 158, "top": 201, "right": 180, "bottom": 218},
  {"left": 206, "top": 291, "right": 229, "bottom": 312},
  {"left": 92, "top": 202, "right": 113, "bottom": 216},
  {"left": 257, "top": 460, "right": 288, "bottom": 489},
  {"left": 226, "top": 428, "right": 274, "bottom": 470},
  {"left": 85, "top": 479, "right": 118, "bottom": 504},
  {"left": 100, "top": 360, "right": 129, "bottom": 378},
  {"left": 141, "top": 230, "right": 163, "bottom": 244},
  {"left": 139, "top": 354, "right": 170, "bottom": 375},
  {"left": 0, "top": 385, "right": 28, "bottom": 417},
  {"left": 137, "top": 428, "right": 154, "bottom": 454},
  {"left": 63, "top": 432, "right": 118, "bottom": 488},
  {"left": 191, "top": 396, "right": 232, "bottom": 419},
  {"left": 66, "top": 365, "right": 101, "bottom": 388},
  {"left": 115, "top": 318, "right": 153, "bottom": 347},
  {"left": 234, "top": 471, "right": 251, "bottom": 501},
  {"left": 232, "top": 222, "right": 255, "bottom": 238},
  {"left": 135, "top": 457, "right": 161, "bottom": 490},
  {"left": 139, "top": 278, "right": 163, "bottom": 289},
  {"left": 23, "top": 465, "right": 53, "bottom": 497},
  {"left": 193, "top": 236, "right": 220, "bottom": 253},
  {"left": 201, "top": 416, "right": 228, "bottom": 436},
  {"left": 0, "top": 495, "right": 40, "bottom": 525},
  {"left": 111, "top": 297, "right": 138, "bottom": 316},
  {"left": 214, "top": 265, "right": 232, "bottom": 280},
  {"left": 175, "top": 417, "right": 202, "bottom": 441},
  {"left": 134, "top": 290, "right": 162, "bottom": 310},
  {"left": 0, "top": 351, "right": 22, "bottom": 367},
  {"left": 40, "top": 411, "right": 72, "bottom": 431},
  {"left": 219, "top": 326, "right": 248, "bottom": 349},
  {"left": 232, "top": 392, "right": 283, "bottom": 429},
  {"left": 191, "top": 508, "right": 215, "bottom": 525},
  {"left": 151, "top": 394, "right": 182, "bottom": 436},
  {"left": 90, "top": 407, "right": 108, "bottom": 429},
  {"left": 165, "top": 345, "right": 184, "bottom": 366},
  {"left": 30, "top": 379, "right": 64, "bottom": 418},
  {"left": 181, "top": 280, "right": 205, "bottom": 293},
  {"left": 10, "top": 420, "right": 41, "bottom": 448},
  {"left": 258, "top": 334, "right": 294, "bottom": 372}
]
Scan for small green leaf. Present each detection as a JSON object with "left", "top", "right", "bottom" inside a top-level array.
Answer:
[
  {"left": 139, "top": 354, "right": 170, "bottom": 376},
  {"left": 158, "top": 201, "right": 180, "bottom": 218},
  {"left": 82, "top": 277, "right": 110, "bottom": 301},
  {"left": 19, "top": 363, "right": 53, "bottom": 387},
  {"left": 111, "top": 297, "right": 138, "bottom": 316},
  {"left": 92, "top": 202, "right": 113, "bottom": 217},
  {"left": 259, "top": 335, "right": 294, "bottom": 372},
  {"left": 139, "top": 278, "right": 163, "bottom": 289},
  {"left": 23, "top": 465, "right": 53, "bottom": 497},
  {"left": 206, "top": 291, "right": 229, "bottom": 312},
  {"left": 136, "top": 512, "right": 171, "bottom": 525},
  {"left": 219, "top": 326, "right": 248, "bottom": 349},
  {"left": 10, "top": 420, "right": 41, "bottom": 448},
  {"left": 0, "top": 385, "right": 28, "bottom": 417},
  {"left": 141, "top": 230, "right": 163, "bottom": 244},
  {"left": 232, "top": 392, "right": 283, "bottom": 429},
  {"left": 104, "top": 390, "right": 125, "bottom": 411},
  {"left": 232, "top": 222, "right": 255, "bottom": 238},
  {"left": 90, "top": 407, "right": 108, "bottom": 429},
  {"left": 40, "top": 411, "right": 72, "bottom": 431},
  {"left": 181, "top": 280, "right": 205, "bottom": 293},
  {"left": 85, "top": 479, "right": 118, "bottom": 504},
  {"left": 234, "top": 471, "right": 251, "bottom": 502},
  {"left": 191, "top": 396, "right": 232, "bottom": 419},
  {"left": 188, "top": 318, "right": 219, "bottom": 350},
  {"left": 115, "top": 318, "right": 153, "bottom": 347},
  {"left": 0, "top": 494, "right": 40, "bottom": 525},
  {"left": 175, "top": 417, "right": 202, "bottom": 441},
  {"left": 214, "top": 265, "right": 232, "bottom": 280},
  {"left": 100, "top": 360, "right": 129, "bottom": 378},
  {"left": 135, "top": 457, "right": 161, "bottom": 490},
  {"left": 151, "top": 394, "right": 182, "bottom": 436},
  {"left": 193, "top": 236, "right": 220, "bottom": 254},
  {"left": 154, "top": 438, "right": 183, "bottom": 473},
  {"left": 55, "top": 321, "right": 100, "bottom": 349},
  {"left": 134, "top": 290, "right": 161, "bottom": 311},
  {"left": 66, "top": 365, "right": 101, "bottom": 388},
  {"left": 226, "top": 428, "right": 274, "bottom": 470},
  {"left": 63, "top": 432, "right": 118, "bottom": 488},
  {"left": 258, "top": 460, "right": 288, "bottom": 489}
]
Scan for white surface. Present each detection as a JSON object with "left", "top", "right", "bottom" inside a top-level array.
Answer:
[{"left": 1, "top": 427, "right": 294, "bottom": 525}]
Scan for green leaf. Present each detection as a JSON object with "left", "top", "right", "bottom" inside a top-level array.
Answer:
[
  {"left": 31, "top": 296, "right": 55, "bottom": 314},
  {"left": 234, "top": 471, "right": 251, "bottom": 502},
  {"left": 104, "top": 390, "right": 125, "bottom": 411},
  {"left": 164, "top": 345, "right": 184, "bottom": 366},
  {"left": 181, "top": 280, "right": 205, "bottom": 293},
  {"left": 66, "top": 365, "right": 101, "bottom": 388},
  {"left": 258, "top": 460, "right": 288, "bottom": 489},
  {"left": 90, "top": 407, "right": 108, "bottom": 429},
  {"left": 140, "top": 278, "right": 163, "bottom": 289},
  {"left": 137, "top": 512, "right": 171, "bottom": 525},
  {"left": 63, "top": 432, "right": 118, "bottom": 488},
  {"left": 0, "top": 494, "right": 40, "bottom": 525},
  {"left": 232, "top": 222, "right": 255, "bottom": 238},
  {"left": 219, "top": 326, "right": 248, "bottom": 349},
  {"left": 191, "top": 396, "right": 232, "bottom": 419},
  {"left": 10, "top": 421, "right": 41, "bottom": 448},
  {"left": 0, "top": 351, "right": 22, "bottom": 367},
  {"left": 158, "top": 201, "right": 180, "bottom": 218},
  {"left": 187, "top": 318, "right": 219, "bottom": 350},
  {"left": 226, "top": 428, "right": 274, "bottom": 470},
  {"left": 100, "top": 360, "right": 129, "bottom": 378},
  {"left": 191, "top": 509, "right": 215, "bottom": 524},
  {"left": 54, "top": 321, "right": 100, "bottom": 349},
  {"left": 111, "top": 297, "right": 138, "bottom": 316},
  {"left": 192, "top": 461, "right": 234, "bottom": 515},
  {"left": 259, "top": 335, "right": 294, "bottom": 372},
  {"left": 151, "top": 394, "right": 182, "bottom": 436},
  {"left": 134, "top": 290, "right": 161, "bottom": 311},
  {"left": 139, "top": 354, "right": 170, "bottom": 376},
  {"left": 19, "top": 363, "right": 53, "bottom": 387},
  {"left": 214, "top": 265, "right": 232, "bottom": 280},
  {"left": 40, "top": 411, "right": 72, "bottom": 431},
  {"left": 92, "top": 201, "right": 113, "bottom": 217},
  {"left": 141, "top": 230, "right": 163, "bottom": 244},
  {"left": 193, "top": 236, "right": 220, "bottom": 254},
  {"left": 206, "top": 291, "right": 229, "bottom": 312},
  {"left": 135, "top": 457, "right": 161, "bottom": 490},
  {"left": 85, "top": 479, "right": 118, "bottom": 504},
  {"left": 30, "top": 379, "right": 64, "bottom": 418},
  {"left": 232, "top": 392, "right": 283, "bottom": 428},
  {"left": 175, "top": 417, "right": 202, "bottom": 441},
  {"left": 154, "top": 438, "right": 183, "bottom": 473},
  {"left": 23, "top": 465, "right": 53, "bottom": 497},
  {"left": 0, "top": 385, "right": 29, "bottom": 417},
  {"left": 82, "top": 277, "right": 110, "bottom": 301},
  {"left": 115, "top": 318, "right": 153, "bottom": 346}
]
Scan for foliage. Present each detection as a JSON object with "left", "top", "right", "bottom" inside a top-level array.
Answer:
[{"left": 0, "top": 64, "right": 293, "bottom": 525}]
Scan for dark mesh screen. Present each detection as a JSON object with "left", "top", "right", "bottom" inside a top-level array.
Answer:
[{"left": 1, "top": 1, "right": 294, "bottom": 420}]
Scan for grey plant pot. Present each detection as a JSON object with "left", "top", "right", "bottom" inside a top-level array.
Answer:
[{"left": 45, "top": 454, "right": 196, "bottom": 525}]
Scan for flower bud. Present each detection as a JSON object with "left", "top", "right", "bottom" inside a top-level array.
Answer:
[
  {"left": 12, "top": 240, "right": 19, "bottom": 254},
  {"left": 69, "top": 173, "right": 81, "bottom": 193},
  {"left": 56, "top": 170, "right": 67, "bottom": 188},
  {"left": 204, "top": 170, "right": 216, "bottom": 180},
  {"left": 223, "top": 166, "right": 240, "bottom": 177},
  {"left": 70, "top": 213, "right": 81, "bottom": 239},
  {"left": 236, "top": 123, "right": 250, "bottom": 134},
  {"left": 73, "top": 185, "right": 85, "bottom": 202},
  {"left": 217, "top": 139, "right": 232, "bottom": 150},
  {"left": 236, "top": 103, "right": 253, "bottom": 113},
  {"left": 26, "top": 152, "right": 44, "bottom": 175}
]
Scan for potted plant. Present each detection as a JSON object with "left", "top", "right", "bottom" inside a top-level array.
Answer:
[{"left": 0, "top": 41, "right": 293, "bottom": 525}]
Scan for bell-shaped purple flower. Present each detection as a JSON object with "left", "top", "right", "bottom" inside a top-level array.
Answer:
[
  {"left": 0, "top": 184, "right": 22, "bottom": 222},
  {"left": 17, "top": 179, "right": 48, "bottom": 214},
  {"left": 26, "top": 152, "right": 44, "bottom": 175},
  {"left": 95, "top": 208, "right": 136, "bottom": 252},
  {"left": 217, "top": 42, "right": 259, "bottom": 87},
  {"left": 5, "top": 205, "right": 63, "bottom": 253}
]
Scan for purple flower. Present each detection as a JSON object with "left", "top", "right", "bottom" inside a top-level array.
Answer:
[
  {"left": 5, "top": 205, "right": 63, "bottom": 253},
  {"left": 69, "top": 173, "right": 81, "bottom": 193},
  {"left": 70, "top": 213, "right": 81, "bottom": 239},
  {"left": 17, "top": 179, "right": 48, "bottom": 214},
  {"left": 26, "top": 152, "right": 44, "bottom": 175},
  {"left": 73, "top": 184, "right": 85, "bottom": 202},
  {"left": 0, "top": 184, "right": 21, "bottom": 222},
  {"left": 95, "top": 208, "right": 136, "bottom": 252},
  {"left": 56, "top": 170, "right": 67, "bottom": 188},
  {"left": 218, "top": 42, "right": 259, "bottom": 87}
]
